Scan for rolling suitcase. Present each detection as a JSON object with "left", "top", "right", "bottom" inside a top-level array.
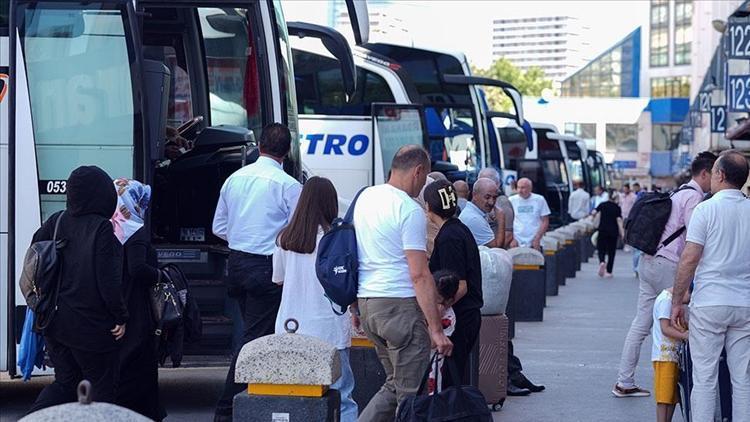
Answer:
[
  {"left": 678, "top": 342, "right": 732, "bottom": 422},
  {"left": 478, "top": 314, "right": 508, "bottom": 411}
]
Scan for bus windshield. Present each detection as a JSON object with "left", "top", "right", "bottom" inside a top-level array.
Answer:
[{"left": 20, "top": 3, "right": 137, "bottom": 220}]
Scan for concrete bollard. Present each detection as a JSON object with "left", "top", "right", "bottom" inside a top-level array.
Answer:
[
  {"left": 546, "top": 232, "right": 568, "bottom": 286},
  {"left": 557, "top": 226, "right": 582, "bottom": 272},
  {"left": 233, "top": 319, "right": 342, "bottom": 422},
  {"left": 569, "top": 222, "right": 590, "bottom": 264},
  {"left": 541, "top": 236, "right": 560, "bottom": 296},
  {"left": 20, "top": 381, "right": 150, "bottom": 422},
  {"left": 553, "top": 229, "right": 577, "bottom": 278},
  {"left": 349, "top": 333, "right": 385, "bottom": 413},
  {"left": 507, "top": 248, "right": 546, "bottom": 322}
]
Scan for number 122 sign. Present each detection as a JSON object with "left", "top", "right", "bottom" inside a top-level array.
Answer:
[{"left": 728, "top": 75, "right": 750, "bottom": 112}]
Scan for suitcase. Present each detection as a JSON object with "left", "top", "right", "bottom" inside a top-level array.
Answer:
[
  {"left": 678, "top": 343, "right": 732, "bottom": 422},
  {"left": 478, "top": 314, "right": 508, "bottom": 411}
]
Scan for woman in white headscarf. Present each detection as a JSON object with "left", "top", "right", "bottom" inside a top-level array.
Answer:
[{"left": 111, "top": 178, "right": 165, "bottom": 421}]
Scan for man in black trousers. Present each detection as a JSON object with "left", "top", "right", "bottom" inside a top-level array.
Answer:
[{"left": 212, "top": 124, "right": 302, "bottom": 421}]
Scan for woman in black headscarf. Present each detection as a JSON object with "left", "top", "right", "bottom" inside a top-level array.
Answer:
[{"left": 28, "top": 166, "right": 129, "bottom": 413}]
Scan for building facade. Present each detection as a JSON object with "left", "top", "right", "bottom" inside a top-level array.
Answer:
[
  {"left": 551, "top": 0, "right": 743, "bottom": 187},
  {"left": 491, "top": 15, "right": 591, "bottom": 85}
]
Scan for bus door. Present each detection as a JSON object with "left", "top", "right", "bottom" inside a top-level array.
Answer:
[
  {"left": 6, "top": 0, "right": 145, "bottom": 376},
  {"left": 533, "top": 128, "right": 570, "bottom": 227}
]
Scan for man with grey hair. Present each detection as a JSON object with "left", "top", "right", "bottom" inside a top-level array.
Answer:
[
  {"left": 453, "top": 180, "right": 470, "bottom": 213},
  {"left": 458, "top": 178, "right": 504, "bottom": 248},
  {"left": 670, "top": 150, "right": 750, "bottom": 421},
  {"left": 478, "top": 167, "right": 515, "bottom": 247},
  {"left": 509, "top": 178, "right": 550, "bottom": 249}
]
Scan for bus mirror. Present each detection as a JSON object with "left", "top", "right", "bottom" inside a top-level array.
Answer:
[
  {"left": 503, "top": 86, "right": 525, "bottom": 127},
  {"left": 287, "top": 22, "right": 356, "bottom": 98},
  {"left": 24, "top": 9, "right": 85, "bottom": 38},
  {"left": 371, "top": 104, "right": 429, "bottom": 175},
  {"left": 205, "top": 13, "right": 246, "bottom": 36},
  {"left": 345, "top": 0, "right": 370, "bottom": 45}
]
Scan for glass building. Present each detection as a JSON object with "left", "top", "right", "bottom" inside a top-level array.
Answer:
[{"left": 560, "top": 28, "right": 641, "bottom": 98}]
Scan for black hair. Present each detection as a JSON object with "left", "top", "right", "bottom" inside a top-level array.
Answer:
[
  {"left": 717, "top": 150, "right": 750, "bottom": 189},
  {"left": 259, "top": 123, "right": 292, "bottom": 158},
  {"left": 633, "top": 182, "right": 641, "bottom": 188},
  {"left": 391, "top": 145, "right": 430, "bottom": 172},
  {"left": 623, "top": 183, "right": 630, "bottom": 189},
  {"left": 691, "top": 151, "right": 718, "bottom": 177},
  {"left": 424, "top": 180, "right": 458, "bottom": 219},
  {"left": 433, "top": 270, "right": 459, "bottom": 302}
]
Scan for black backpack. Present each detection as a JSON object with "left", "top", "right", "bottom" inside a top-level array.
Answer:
[
  {"left": 18, "top": 212, "right": 66, "bottom": 332},
  {"left": 624, "top": 186, "right": 696, "bottom": 256},
  {"left": 316, "top": 187, "right": 366, "bottom": 315},
  {"left": 153, "top": 264, "right": 202, "bottom": 368}
]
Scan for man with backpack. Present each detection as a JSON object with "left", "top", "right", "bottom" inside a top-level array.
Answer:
[
  {"left": 353, "top": 145, "right": 452, "bottom": 421},
  {"left": 613, "top": 151, "right": 716, "bottom": 398}
]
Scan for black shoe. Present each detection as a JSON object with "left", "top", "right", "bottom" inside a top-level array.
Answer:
[
  {"left": 507, "top": 383, "right": 531, "bottom": 396},
  {"left": 511, "top": 372, "right": 546, "bottom": 393}
]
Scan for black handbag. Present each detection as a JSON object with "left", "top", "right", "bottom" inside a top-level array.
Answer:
[
  {"left": 149, "top": 269, "right": 184, "bottom": 336},
  {"left": 397, "top": 354, "right": 492, "bottom": 422}
]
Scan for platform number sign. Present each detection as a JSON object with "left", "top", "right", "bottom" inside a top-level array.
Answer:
[
  {"left": 710, "top": 106, "right": 726, "bottom": 133},
  {"left": 728, "top": 20, "right": 750, "bottom": 59},
  {"left": 728, "top": 75, "right": 750, "bottom": 112},
  {"left": 699, "top": 92, "right": 711, "bottom": 112}
]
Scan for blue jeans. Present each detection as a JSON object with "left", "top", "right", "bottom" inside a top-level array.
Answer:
[
  {"left": 332, "top": 348, "right": 358, "bottom": 422},
  {"left": 632, "top": 249, "right": 641, "bottom": 273}
]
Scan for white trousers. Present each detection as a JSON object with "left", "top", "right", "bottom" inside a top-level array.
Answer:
[{"left": 689, "top": 305, "right": 750, "bottom": 422}]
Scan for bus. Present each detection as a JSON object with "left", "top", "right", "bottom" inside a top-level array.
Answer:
[
  {"left": 293, "top": 41, "right": 529, "bottom": 203},
  {"left": 1, "top": 0, "right": 357, "bottom": 377}
]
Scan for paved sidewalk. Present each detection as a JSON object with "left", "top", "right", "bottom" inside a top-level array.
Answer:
[{"left": 496, "top": 250, "right": 684, "bottom": 422}]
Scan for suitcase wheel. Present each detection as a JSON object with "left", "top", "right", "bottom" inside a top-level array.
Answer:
[{"left": 490, "top": 400, "right": 504, "bottom": 412}]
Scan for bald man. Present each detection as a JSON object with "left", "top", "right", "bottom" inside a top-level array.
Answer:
[
  {"left": 458, "top": 178, "right": 504, "bottom": 248},
  {"left": 453, "top": 180, "right": 469, "bottom": 212},
  {"left": 509, "top": 178, "right": 550, "bottom": 249}
]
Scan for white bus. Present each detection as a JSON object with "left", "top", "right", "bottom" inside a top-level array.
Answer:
[
  {"left": 292, "top": 41, "right": 529, "bottom": 203},
  {"left": 0, "top": 0, "right": 358, "bottom": 377}
]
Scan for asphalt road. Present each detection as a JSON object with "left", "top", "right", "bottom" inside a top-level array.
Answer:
[{"left": 1, "top": 250, "right": 676, "bottom": 422}]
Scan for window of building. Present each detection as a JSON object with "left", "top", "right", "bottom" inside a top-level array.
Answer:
[
  {"left": 650, "top": 0, "right": 669, "bottom": 67},
  {"left": 674, "top": 0, "right": 692, "bottom": 65},
  {"left": 564, "top": 123, "right": 596, "bottom": 140},
  {"left": 605, "top": 124, "right": 638, "bottom": 152},
  {"left": 652, "top": 124, "right": 681, "bottom": 151},
  {"left": 650, "top": 76, "right": 690, "bottom": 98}
]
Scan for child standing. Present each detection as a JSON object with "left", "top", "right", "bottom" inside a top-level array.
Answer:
[
  {"left": 428, "top": 271, "right": 458, "bottom": 394},
  {"left": 652, "top": 287, "right": 690, "bottom": 422}
]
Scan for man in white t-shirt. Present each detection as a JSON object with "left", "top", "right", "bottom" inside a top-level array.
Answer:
[
  {"left": 509, "top": 178, "right": 550, "bottom": 249},
  {"left": 353, "top": 145, "right": 452, "bottom": 421},
  {"left": 670, "top": 150, "right": 750, "bottom": 421}
]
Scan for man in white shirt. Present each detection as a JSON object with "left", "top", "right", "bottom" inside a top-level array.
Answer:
[
  {"left": 509, "top": 178, "right": 550, "bottom": 249},
  {"left": 212, "top": 123, "right": 302, "bottom": 421},
  {"left": 568, "top": 180, "right": 591, "bottom": 221},
  {"left": 458, "top": 178, "right": 504, "bottom": 247},
  {"left": 671, "top": 151, "right": 750, "bottom": 421},
  {"left": 354, "top": 145, "right": 452, "bottom": 421}
]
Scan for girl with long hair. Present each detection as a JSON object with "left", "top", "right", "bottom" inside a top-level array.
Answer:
[{"left": 272, "top": 177, "right": 357, "bottom": 421}]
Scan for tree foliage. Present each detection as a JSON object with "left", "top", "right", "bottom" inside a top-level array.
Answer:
[{"left": 472, "top": 58, "right": 553, "bottom": 112}]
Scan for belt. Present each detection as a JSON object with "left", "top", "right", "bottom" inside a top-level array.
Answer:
[{"left": 229, "top": 249, "right": 273, "bottom": 260}]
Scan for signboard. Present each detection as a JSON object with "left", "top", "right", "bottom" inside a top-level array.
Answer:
[
  {"left": 681, "top": 126, "right": 693, "bottom": 144},
  {"left": 612, "top": 160, "right": 636, "bottom": 170},
  {"left": 710, "top": 106, "right": 727, "bottom": 133},
  {"left": 689, "top": 110, "right": 702, "bottom": 128},
  {"left": 728, "top": 75, "right": 750, "bottom": 112},
  {"left": 699, "top": 91, "right": 711, "bottom": 112},
  {"left": 728, "top": 20, "right": 750, "bottom": 59}
]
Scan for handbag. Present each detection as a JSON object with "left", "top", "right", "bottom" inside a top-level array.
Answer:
[
  {"left": 396, "top": 354, "right": 492, "bottom": 422},
  {"left": 149, "top": 269, "right": 184, "bottom": 336}
]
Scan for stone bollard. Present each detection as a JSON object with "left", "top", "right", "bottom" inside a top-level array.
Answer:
[
  {"left": 349, "top": 332, "right": 385, "bottom": 413},
  {"left": 541, "top": 236, "right": 560, "bottom": 296},
  {"left": 581, "top": 218, "right": 597, "bottom": 258},
  {"left": 558, "top": 226, "right": 582, "bottom": 272},
  {"left": 21, "top": 381, "right": 150, "bottom": 422},
  {"left": 569, "top": 222, "right": 590, "bottom": 264},
  {"left": 234, "top": 319, "right": 342, "bottom": 422},
  {"left": 545, "top": 232, "right": 568, "bottom": 286},
  {"left": 507, "top": 247, "right": 546, "bottom": 322},
  {"left": 553, "top": 229, "right": 577, "bottom": 278}
]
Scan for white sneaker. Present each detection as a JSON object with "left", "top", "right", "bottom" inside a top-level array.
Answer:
[{"left": 598, "top": 262, "right": 606, "bottom": 277}]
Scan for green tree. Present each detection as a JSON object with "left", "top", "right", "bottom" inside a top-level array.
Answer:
[{"left": 472, "top": 58, "right": 553, "bottom": 112}]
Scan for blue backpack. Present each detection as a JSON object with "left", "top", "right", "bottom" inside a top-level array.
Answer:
[{"left": 316, "top": 188, "right": 366, "bottom": 315}]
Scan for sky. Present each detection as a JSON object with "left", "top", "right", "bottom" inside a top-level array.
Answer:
[{"left": 282, "top": 0, "right": 648, "bottom": 70}]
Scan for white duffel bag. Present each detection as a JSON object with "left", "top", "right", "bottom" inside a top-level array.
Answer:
[{"left": 478, "top": 246, "right": 513, "bottom": 315}]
